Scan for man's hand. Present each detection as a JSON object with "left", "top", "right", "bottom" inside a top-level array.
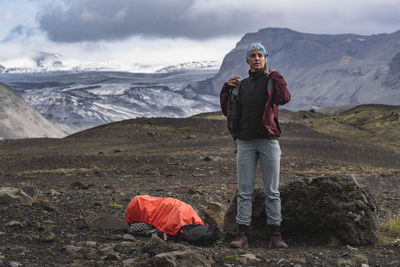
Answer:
[{"left": 227, "top": 76, "right": 240, "bottom": 87}]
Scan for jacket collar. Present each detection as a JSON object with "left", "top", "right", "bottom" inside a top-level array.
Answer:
[{"left": 248, "top": 68, "right": 265, "bottom": 80}]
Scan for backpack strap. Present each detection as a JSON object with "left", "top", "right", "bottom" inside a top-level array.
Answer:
[
  {"left": 175, "top": 226, "right": 184, "bottom": 242},
  {"left": 266, "top": 75, "right": 275, "bottom": 110},
  {"left": 229, "top": 81, "right": 241, "bottom": 143},
  {"left": 230, "top": 81, "right": 240, "bottom": 99},
  {"left": 267, "top": 77, "right": 274, "bottom": 96}
]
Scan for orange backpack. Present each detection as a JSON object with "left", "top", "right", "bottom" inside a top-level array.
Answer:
[{"left": 125, "top": 195, "right": 204, "bottom": 236}]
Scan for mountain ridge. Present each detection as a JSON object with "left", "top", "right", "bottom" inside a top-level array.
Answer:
[{"left": 195, "top": 27, "right": 400, "bottom": 110}]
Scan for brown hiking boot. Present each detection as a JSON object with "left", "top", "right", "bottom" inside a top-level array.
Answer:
[
  {"left": 229, "top": 231, "right": 248, "bottom": 248},
  {"left": 269, "top": 232, "right": 288, "bottom": 248}
]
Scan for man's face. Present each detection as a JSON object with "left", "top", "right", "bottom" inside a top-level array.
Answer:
[{"left": 247, "top": 49, "right": 265, "bottom": 71}]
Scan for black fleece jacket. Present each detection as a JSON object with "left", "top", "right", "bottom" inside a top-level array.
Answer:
[{"left": 237, "top": 69, "right": 269, "bottom": 140}]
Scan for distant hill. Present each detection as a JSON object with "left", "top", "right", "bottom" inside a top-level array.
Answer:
[
  {"left": 0, "top": 83, "right": 65, "bottom": 139},
  {"left": 66, "top": 103, "right": 399, "bottom": 155},
  {"left": 193, "top": 27, "right": 400, "bottom": 110},
  {"left": 296, "top": 104, "right": 400, "bottom": 154}
]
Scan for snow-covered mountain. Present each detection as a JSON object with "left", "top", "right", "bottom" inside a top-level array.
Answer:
[
  {"left": 1, "top": 69, "right": 219, "bottom": 134},
  {"left": 0, "top": 51, "right": 220, "bottom": 74},
  {"left": 1, "top": 52, "right": 66, "bottom": 73},
  {"left": 156, "top": 61, "right": 220, "bottom": 73},
  {"left": 0, "top": 82, "right": 65, "bottom": 139},
  {"left": 35, "top": 52, "right": 63, "bottom": 69}
]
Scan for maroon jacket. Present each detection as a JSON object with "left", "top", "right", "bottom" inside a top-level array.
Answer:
[{"left": 220, "top": 71, "right": 291, "bottom": 138}]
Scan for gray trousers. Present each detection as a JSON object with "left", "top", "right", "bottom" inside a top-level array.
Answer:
[{"left": 236, "top": 138, "right": 282, "bottom": 226}]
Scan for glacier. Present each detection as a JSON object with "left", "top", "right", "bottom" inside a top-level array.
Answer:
[{"left": 0, "top": 68, "right": 220, "bottom": 134}]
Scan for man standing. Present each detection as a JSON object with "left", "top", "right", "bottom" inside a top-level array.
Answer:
[{"left": 220, "top": 43, "right": 291, "bottom": 248}]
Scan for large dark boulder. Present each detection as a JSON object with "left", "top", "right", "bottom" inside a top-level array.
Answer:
[{"left": 224, "top": 175, "right": 378, "bottom": 245}]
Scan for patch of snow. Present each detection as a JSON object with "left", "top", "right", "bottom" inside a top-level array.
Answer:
[
  {"left": 345, "top": 38, "right": 366, "bottom": 43},
  {"left": 87, "top": 85, "right": 127, "bottom": 96},
  {"left": 156, "top": 61, "right": 220, "bottom": 73}
]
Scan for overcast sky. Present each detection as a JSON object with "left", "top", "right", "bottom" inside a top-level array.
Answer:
[{"left": 1, "top": 0, "right": 399, "bottom": 71}]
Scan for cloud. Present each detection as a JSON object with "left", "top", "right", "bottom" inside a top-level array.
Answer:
[
  {"left": 37, "top": 0, "right": 278, "bottom": 42},
  {"left": 32, "top": 0, "right": 400, "bottom": 43},
  {"left": 2, "top": 24, "right": 36, "bottom": 42}
]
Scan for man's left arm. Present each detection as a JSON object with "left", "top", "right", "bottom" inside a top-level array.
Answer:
[{"left": 268, "top": 71, "right": 291, "bottom": 105}]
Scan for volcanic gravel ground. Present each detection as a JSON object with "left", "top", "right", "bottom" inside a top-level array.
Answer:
[{"left": 0, "top": 113, "right": 399, "bottom": 266}]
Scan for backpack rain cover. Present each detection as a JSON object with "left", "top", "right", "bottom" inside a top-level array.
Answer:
[{"left": 126, "top": 195, "right": 204, "bottom": 236}]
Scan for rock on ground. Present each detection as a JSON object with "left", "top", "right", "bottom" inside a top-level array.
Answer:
[
  {"left": 88, "top": 215, "right": 126, "bottom": 231},
  {"left": 203, "top": 201, "right": 226, "bottom": 232},
  {"left": 21, "top": 186, "right": 42, "bottom": 198},
  {"left": 150, "top": 250, "right": 214, "bottom": 267},
  {"left": 142, "top": 236, "right": 187, "bottom": 257},
  {"left": 224, "top": 175, "right": 378, "bottom": 245},
  {"left": 0, "top": 187, "right": 33, "bottom": 205}
]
